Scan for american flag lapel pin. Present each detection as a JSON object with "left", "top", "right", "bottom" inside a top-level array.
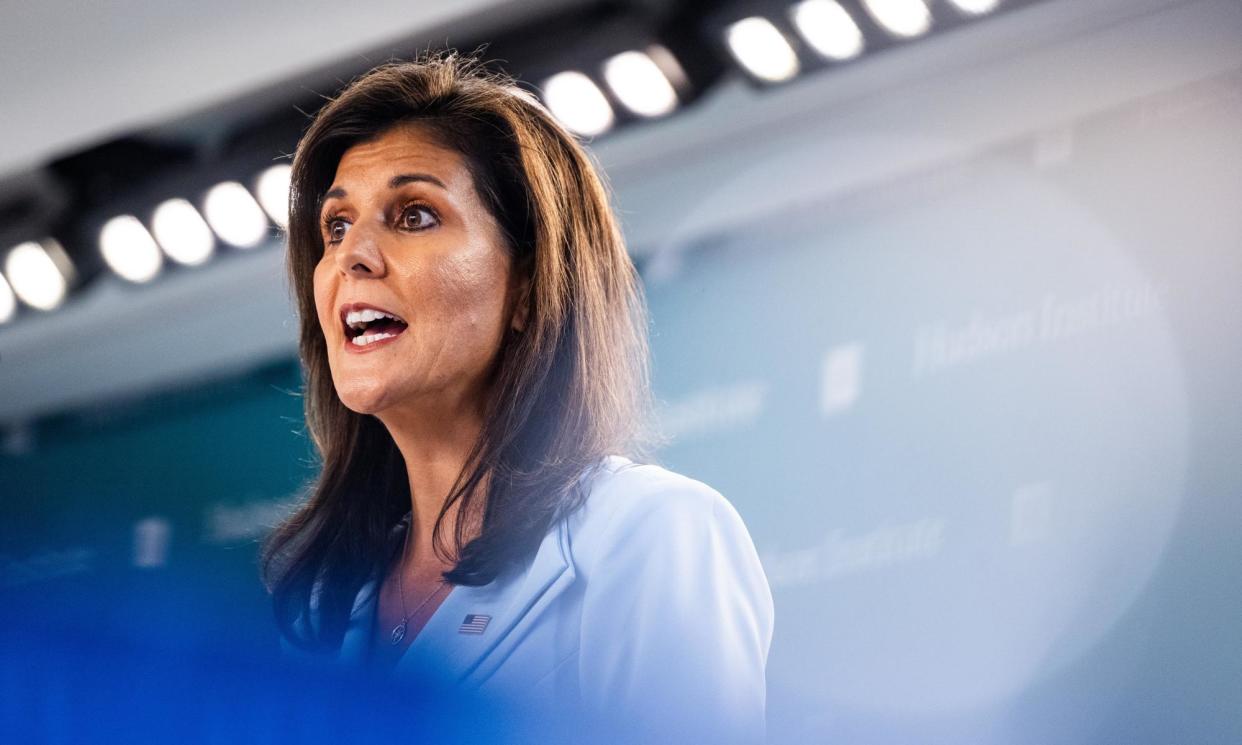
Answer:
[{"left": 459, "top": 614, "right": 491, "bottom": 634}]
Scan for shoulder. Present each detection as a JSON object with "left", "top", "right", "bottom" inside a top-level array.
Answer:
[
  {"left": 565, "top": 455, "right": 760, "bottom": 575},
  {"left": 572, "top": 455, "right": 725, "bottom": 532},
  {"left": 564, "top": 456, "right": 774, "bottom": 741}
]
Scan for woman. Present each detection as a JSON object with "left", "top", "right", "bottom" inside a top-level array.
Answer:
[{"left": 261, "top": 52, "right": 773, "bottom": 741}]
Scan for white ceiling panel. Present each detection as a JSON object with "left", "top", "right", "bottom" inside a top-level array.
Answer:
[{"left": 0, "top": 0, "right": 565, "bottom": 177}]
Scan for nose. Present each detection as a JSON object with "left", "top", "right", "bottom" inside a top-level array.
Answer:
[{"left": 334, "top": 221, "right": 386, "bottom": 278}]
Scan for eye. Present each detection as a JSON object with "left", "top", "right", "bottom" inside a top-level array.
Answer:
[
  {"left": 322, "top": 215, "right": 350, "bottom": 246},
  {"left": 399, "top": 203, "right": 440, "bottom": 231}
]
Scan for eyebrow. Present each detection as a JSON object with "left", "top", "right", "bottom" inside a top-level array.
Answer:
[{"left": 321, "top": 172, "right": 448, "bottom": 204}]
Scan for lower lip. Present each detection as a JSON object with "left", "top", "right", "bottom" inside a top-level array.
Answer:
[{"left": 342, "top": 328, "right": 407, "bottom": 354}]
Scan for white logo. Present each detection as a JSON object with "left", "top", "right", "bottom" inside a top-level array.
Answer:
[
  {"left": 132, "top": 516, "right": 172, "bottom": 568},
  {"left": 819, "top": 343, "right": 864, "bottom": 416}
]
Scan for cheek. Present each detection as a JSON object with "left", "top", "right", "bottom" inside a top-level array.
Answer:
[
  {"left": 312, "top": 263, "right": 336, "bottom": 331},
  {"left": 431, "top": 248, "right": 512, "bottom": 326}
]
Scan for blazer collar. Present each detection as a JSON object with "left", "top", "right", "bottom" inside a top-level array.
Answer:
[{"left": 340, "top": 510, "right": 576, "bottom": 687}]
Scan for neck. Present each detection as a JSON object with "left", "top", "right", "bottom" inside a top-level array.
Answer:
[{"left": 379, "top": 397, "right": 488, "bottom": 568}]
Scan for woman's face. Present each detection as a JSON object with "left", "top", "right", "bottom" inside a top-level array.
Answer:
[{"left": 312, "top": 124, "right": 523, "bottom": 421}]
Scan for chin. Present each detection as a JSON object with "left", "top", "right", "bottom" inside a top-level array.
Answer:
[
  {"left": 337, "top": 397, "right": 383, "bottom": 416},
  {"left": 332, "top": 379, "right": 394, "bottom": 416}
]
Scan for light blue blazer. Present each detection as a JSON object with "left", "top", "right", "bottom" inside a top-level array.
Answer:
[{"left": 291, "top": 455, "right": 774, "bottom": 741}]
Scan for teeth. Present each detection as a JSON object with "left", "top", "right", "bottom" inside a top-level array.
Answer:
[
  {"left": 345, "top": 308, "right": 400, "bottom": 328},
  {"left": 350, "top": 332, "right": 397, "bottom": 346}
]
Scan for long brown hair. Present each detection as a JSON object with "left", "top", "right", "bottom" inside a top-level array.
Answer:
[{"left": 261, "top": 52, "right": 652, "bottom": 651}]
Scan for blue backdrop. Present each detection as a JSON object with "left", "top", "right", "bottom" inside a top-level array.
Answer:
[{"left": 3, "top": 67, "right": 1240, "bottom": 744}]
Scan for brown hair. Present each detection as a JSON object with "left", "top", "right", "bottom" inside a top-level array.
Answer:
[{"left": 261, "top": 52, "right": 652, "bottom": 650}]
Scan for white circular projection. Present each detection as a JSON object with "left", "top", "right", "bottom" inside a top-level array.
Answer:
[
  {"left": 726, "top": 17, "right": 801, "bottom": 83},
  {"left": 4, "top": 240, "right": 69, "bottom": 311},
  {"left": 204, "top": 181, "right": 269, "bottom": 248},
  {"left": 255, "top": 164, "right": 292, "bottom": 229},
  {"left": 543, "top": 71, "right": 615, "bottom": 137},
  {"left": 652, "top": 131, "right": 1190, "bottom": 720},
  {"left": 862, "top": 0, "right": 933, "bottom": 38},
  {"left": 152, "top": 198, "right": 215, "bottom": 266},
  {"left": 791, "top": 0, "right": 866, "bottom": 61},
  {"left": 603, "top": 50, "right": 679, "bottom": 118},
  {"left": 100, "top": 215, "right": 163, "bottom": 283},
  {"left": 948, "top": 0, "right": 1002, "bottom": 15}
]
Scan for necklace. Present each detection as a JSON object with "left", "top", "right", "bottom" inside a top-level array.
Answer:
[{"left": 390, "top": 519, "right": 445, "bottom": 646}]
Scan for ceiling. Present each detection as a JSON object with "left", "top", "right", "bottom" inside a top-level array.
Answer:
[
  {"left": 2, "top": 0, "right": 1237, "bottom": 426},
  {"left": 0, "top": 0, "right": 582, "bottom": 179}
]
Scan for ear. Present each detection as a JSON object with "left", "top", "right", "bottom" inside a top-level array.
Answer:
[{"left": 509, "top": 269, "right": 532, "bottom": 333}]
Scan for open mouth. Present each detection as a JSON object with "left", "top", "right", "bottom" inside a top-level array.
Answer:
[{"left": 340, "top": 304, "right": 409, "bottom": 347}]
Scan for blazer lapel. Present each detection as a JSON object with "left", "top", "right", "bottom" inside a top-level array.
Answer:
[{"left": 396, "top": 517, "right": 576, "bottom": 687}]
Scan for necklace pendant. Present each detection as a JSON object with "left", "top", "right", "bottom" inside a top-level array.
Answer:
[{"left": 390, "top": 620, "right": 407, "bottom": 646}]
